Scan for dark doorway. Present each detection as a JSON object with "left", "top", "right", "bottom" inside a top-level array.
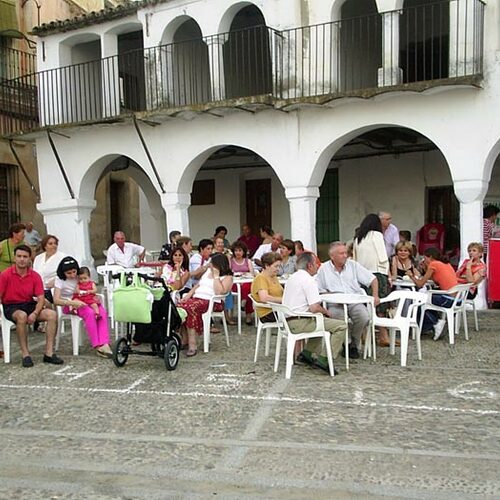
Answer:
[
  {"left": 246, "top": 179, "right": 272, "bottom": 232},
  {"left": 109, "top": 178, "right": 126, "bottom": 237},
  {"left": 118, "top": 30, "right": 146, "bottom": 111},
  {"left": 426, "top": 185, "right": 459, "bottom": 252}
]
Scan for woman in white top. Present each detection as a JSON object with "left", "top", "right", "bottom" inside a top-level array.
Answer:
[
  {"left": 178, "top": 253, "right": 233, "bottom": 357},
  {"left": 353, "top": 213, "right": 392, "bottom": 346},
  {"left": 33, "top": 234, "right": 66, "bottom": 303}
]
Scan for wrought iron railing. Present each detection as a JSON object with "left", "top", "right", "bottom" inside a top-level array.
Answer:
[
  {"left": 0, "top": 0, "right": 485, "bottom": 136},
  {"left": 0, "top": 46, "right": 37, "bottom": 82}
]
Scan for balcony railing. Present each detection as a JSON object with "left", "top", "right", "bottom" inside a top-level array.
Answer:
[
  {"left": 0, "top": 0, "right": 485, "bottom": 137},
  {"left": 0, "top": 46, "right": 37, "bottom": 82}
]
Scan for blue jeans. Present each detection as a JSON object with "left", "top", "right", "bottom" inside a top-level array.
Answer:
[{"left": 421, "top": 294, "right": 456, "bottom": 332}]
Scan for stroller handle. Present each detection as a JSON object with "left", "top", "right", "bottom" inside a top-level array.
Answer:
[{"left": 111, "top": 272, "right": 169, "bottom": 290}]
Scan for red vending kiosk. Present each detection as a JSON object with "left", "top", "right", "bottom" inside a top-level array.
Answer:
[{"left": 488, "top": 238, "right": 500, "bottom": 303}]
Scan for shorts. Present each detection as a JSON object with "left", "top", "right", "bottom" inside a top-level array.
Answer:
[{"left": 3, "top": 302, "right": 37, "bottom": 322}]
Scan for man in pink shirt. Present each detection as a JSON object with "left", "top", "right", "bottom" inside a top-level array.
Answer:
[
  {"left": 237, "top": 224, "right": 261, "bottom": 257},
  {"left": 379, "top": 211, "right": 399, "bottom": 258}
]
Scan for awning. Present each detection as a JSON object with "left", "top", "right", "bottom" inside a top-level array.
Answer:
[{"left": 0, "top": 0, "right": 21, "bottom": 38}]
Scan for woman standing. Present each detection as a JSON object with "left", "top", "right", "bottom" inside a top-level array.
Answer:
[
  {"left": 53, "top": 256, "right": 112, "bottom": 358},
  {"left": 33, "top": 234, "right": 66, "bottom": 302},
  {"left": 229, "top": 241, "right": 255, "bottom": 325},
  {"left": 178, "top": 254, "right": 233, "bottom": 357},
  {"left": 0, "top": 223, "right": 26, "bottom": 272},
  {"left": 353, "top": 213, "right": 391, "bottom": 346}
]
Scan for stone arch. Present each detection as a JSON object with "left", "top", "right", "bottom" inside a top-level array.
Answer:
[
  {"left": 161, "top": 15, "right": 202, "bottom": 45},
  {"left": 81, "top": 154, "right": 166, "bottom": 253},
  {"left": 483, "top": 138, "right": 500, "bottom": 187},
  {"left": 218, "top": 2, "right": 267, "bottom": 34},
  {"left": 313, "top": 123, "right": 457, "bottom": 253}
]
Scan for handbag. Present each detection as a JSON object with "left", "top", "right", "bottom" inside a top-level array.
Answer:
[{"left": 112, "top": 272, "right": 153, "bottom": 324}]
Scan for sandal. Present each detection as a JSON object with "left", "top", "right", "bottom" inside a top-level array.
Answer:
[{"left": 186, "top": 348, "right": 197, "bottom": 357}]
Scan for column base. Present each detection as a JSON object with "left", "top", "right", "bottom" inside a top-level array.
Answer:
[{"left": 378, "top": 67, "right": 403, "bottom": 87}]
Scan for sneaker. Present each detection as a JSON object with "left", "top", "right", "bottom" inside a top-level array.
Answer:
[
  {"left": 433, "top": 318, "right": 447, "bottom": 341},
  {"left": 349, "top": 345, "right": 360, "bottom": 359},
  {"left": 43, "top": 353, "right": 64, "bottom": 365},
  {"left": 22, "top": 356, "right": 34, "bottom": 368},
  {"left": 296, "top": 349, "right": 314, "bottom": 366}
]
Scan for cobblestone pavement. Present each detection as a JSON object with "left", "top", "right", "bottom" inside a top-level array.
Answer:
[{"left": 0, "top": 310, "right": 499, "bottom": 499}]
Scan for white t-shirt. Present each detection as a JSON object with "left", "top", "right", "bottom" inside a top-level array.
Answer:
[
  {"left": 54, "top": 276, "right": 77, "bottom": 299},
  {"left": 33, "top": 251, "right": 66, "bottom": 288},
  {"left": 283, "top": 269, "right": 321, "bottom": 314},
  {"left": 106, "top": 242, "right": 144, "bottom": 268},
  {"left": 194, "top": 270, "right": 230, "bottom": 303}
]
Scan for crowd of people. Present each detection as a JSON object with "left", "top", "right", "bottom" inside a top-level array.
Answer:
[{"left": 0, "top": 208, "right": 494, "bottom": 371}]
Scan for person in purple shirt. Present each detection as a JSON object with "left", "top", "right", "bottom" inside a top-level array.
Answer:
[
  {"left": 237, "top": 224, "right": 261, "bottom": 257},
  {"left": 379, "top": 211, "right": 399, "bottom": 258}
]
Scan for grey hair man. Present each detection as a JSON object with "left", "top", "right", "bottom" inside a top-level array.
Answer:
[
  {"left": 106, "top": 231, "right": 145, "bottom": 268},
  {"left": 316, "top": 241, "right": 379, "bottom": 359},
  {"left": 378, "top": 211, "right": 399, "bottom": 258},
  {"left": 282, "top": 251, "right": 346, "bottom": 373}
]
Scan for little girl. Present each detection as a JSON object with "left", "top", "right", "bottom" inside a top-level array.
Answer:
[{"left": 72, "top": 267, "right": 100, "bottom": 318}]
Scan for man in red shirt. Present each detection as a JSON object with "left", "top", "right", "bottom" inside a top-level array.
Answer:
[
  {"left": 237, "top": 224, "right": 261, "bottom": 257},
  {"left": 0, "top": 244, "right": 63, "bottom": 367}
]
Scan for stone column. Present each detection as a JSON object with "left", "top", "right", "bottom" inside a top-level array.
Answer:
[
  {"left": 206, "top": 36, "right": 227, "bottom": 101},
  {"left": 101, "top": 33, "right": 120, "bottom": 118},
  {"left": 449, "top": 0, "right": 478, "bottom": 77},
  {"left": 37, "top": 199, "right": 96, "bottom": 270},
  {"left": 161, "top": 192, "right": 191, "bottom": 236},
  {"left": 454, "top": 179, "right": 488, "bottom": 309},
  {"left": 286, "top": 186, "right": 320, "bottom": 253},
  {"left": 378, "top": 10, "right": 403, "bottom": 87}
]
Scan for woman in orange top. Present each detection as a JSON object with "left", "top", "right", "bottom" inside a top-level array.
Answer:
[{"left": 406, "top": 247, "right": 458, "bottom": 339}]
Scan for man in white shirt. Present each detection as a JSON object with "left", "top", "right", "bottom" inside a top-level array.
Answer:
[
  {"left": 188, "top": 238, "right": 213, "bottom": 289},
  {"left": 253, "top": 232, "right": 283, "bottom": 269},
  {"left": 316, "top": 242, "right": 379, "bottom": 358},
  {"left": 379, "top": 211, "right": 399, "bottom": 258},
  {"left": 106, "top": 231, "right": 145, "bottom": 268},
  {"left": 283, "top": 252, "right": 345, "bottom": 373}
]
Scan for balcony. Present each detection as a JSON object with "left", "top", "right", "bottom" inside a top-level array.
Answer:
[{"left": 0, "top": 0, "right": 485, "bottom": 137}]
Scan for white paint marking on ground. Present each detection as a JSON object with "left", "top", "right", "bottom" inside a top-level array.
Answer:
[
  {"left": 354, "top": 388, "right": 364, "bottom": 404},
  {"left": 218, "top": 377, "right": 291, "bottom": 470},
  {"left": 52, "top": 365, "right": 96, "bottom": 382},
  {"left": 210, "top": 364, "right": 227, "bottom": 368},
  {"left": 0, "top": 383, "right": 498, "bottom": 416},
  {"left": 124, "top": 376, "right": 149, "bottom": 392},
  {"left": 447, "top": 381, "right": 498, "bottom": 400}
]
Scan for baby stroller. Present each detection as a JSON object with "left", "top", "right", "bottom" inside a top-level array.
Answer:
[{"left": 111, "top": 273, "right": 182, "bottom": 371}]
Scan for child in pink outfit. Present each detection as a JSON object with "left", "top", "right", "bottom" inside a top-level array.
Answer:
[{"left": 72, "top": 267, "right": 100, "bottom": 318}]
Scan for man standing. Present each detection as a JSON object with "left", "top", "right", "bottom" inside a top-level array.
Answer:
[
  {"left": 483, "top": 204, "right": 499, "bottom": 258},
  {"left": 238, "top": 224, "right": 261, "bottom": 257},
  {"left": 106, "top": 231, "right": 145, "bottom": 268},
  {"left": 316, "top": 242, "right": 380, "bottom": 357},
  {"left": 379, "top": 211, "right": 399, "bottom": 258},
  {"left": 283, "top": 252, "right": 346, "bottom": 373},
  {"left": 253, "top": 232, "right": 283, "bottom": 269},
  {"left": 0, "top": 244, "right": 63, "bottom": 367},
  {"left": 24, "top": 222, "right": 42, "bottom": 254}
]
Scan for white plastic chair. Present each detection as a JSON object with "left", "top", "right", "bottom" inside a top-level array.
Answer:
[
  {"left": 96, "top": 264, "right": 124, "bottom": 338},
  {"left": 372, "top": 291, "right": 427, "bottom": 367},
  {"left": 202, "top": 295, "right": 230, "bottom": 353},
  {"left": 270, "top": 303, "right": 335, "bottom": 379},
  {"left": 249, "top": 295, "right": 279, "bottom": 362},
  {"left": 419, "top": 284, "right": 471, "bottom": 344},
  {"left": 321, "top": 292, "right": 375, "bottom": 369},
  {"left": 465, "top": 298, "right": 479, "bottom": 332},
  {"left": 0, "top": 303, "right": 14, "bottom": 363}
]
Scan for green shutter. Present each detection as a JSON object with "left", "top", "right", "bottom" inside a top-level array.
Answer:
[
  {"left": 0, "top": 0, "right": 20, "bottom": 37},
  {"left": 316, "top": 168, "right": 339, "bottom": 244}
]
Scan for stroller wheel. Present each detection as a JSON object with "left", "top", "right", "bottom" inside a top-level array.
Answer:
[
  {"left": 164, "top": 339, "right": 179, "bottom": 371},
  {"left": 113, "top": 338, "right": 129, "bottom": 367}
]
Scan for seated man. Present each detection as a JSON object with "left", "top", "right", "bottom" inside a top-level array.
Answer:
[
  {"left": 316, "top": 241, "right": 380, "bottom": 356},
  {"left": 283, "top": 252, "right": 346, "bottom": 373},
  {"left": 106, "top": 231, "right": 145, "bottom": 268},
  {"left": 253, "top": 232, "right": 283, "bottom": 269},
  {"left": 188, "top": 239, "right": 213, "bottom": 289},
  {"left": 0, "top": 244, "right": 63, "bottom": 367},
  {"left": 238, "top": 224, "right": 261, "bottom": 257}
]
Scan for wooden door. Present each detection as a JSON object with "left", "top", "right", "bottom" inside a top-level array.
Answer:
[{"left": 245, "top": 179, "right": 271, "bottom": 232}]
